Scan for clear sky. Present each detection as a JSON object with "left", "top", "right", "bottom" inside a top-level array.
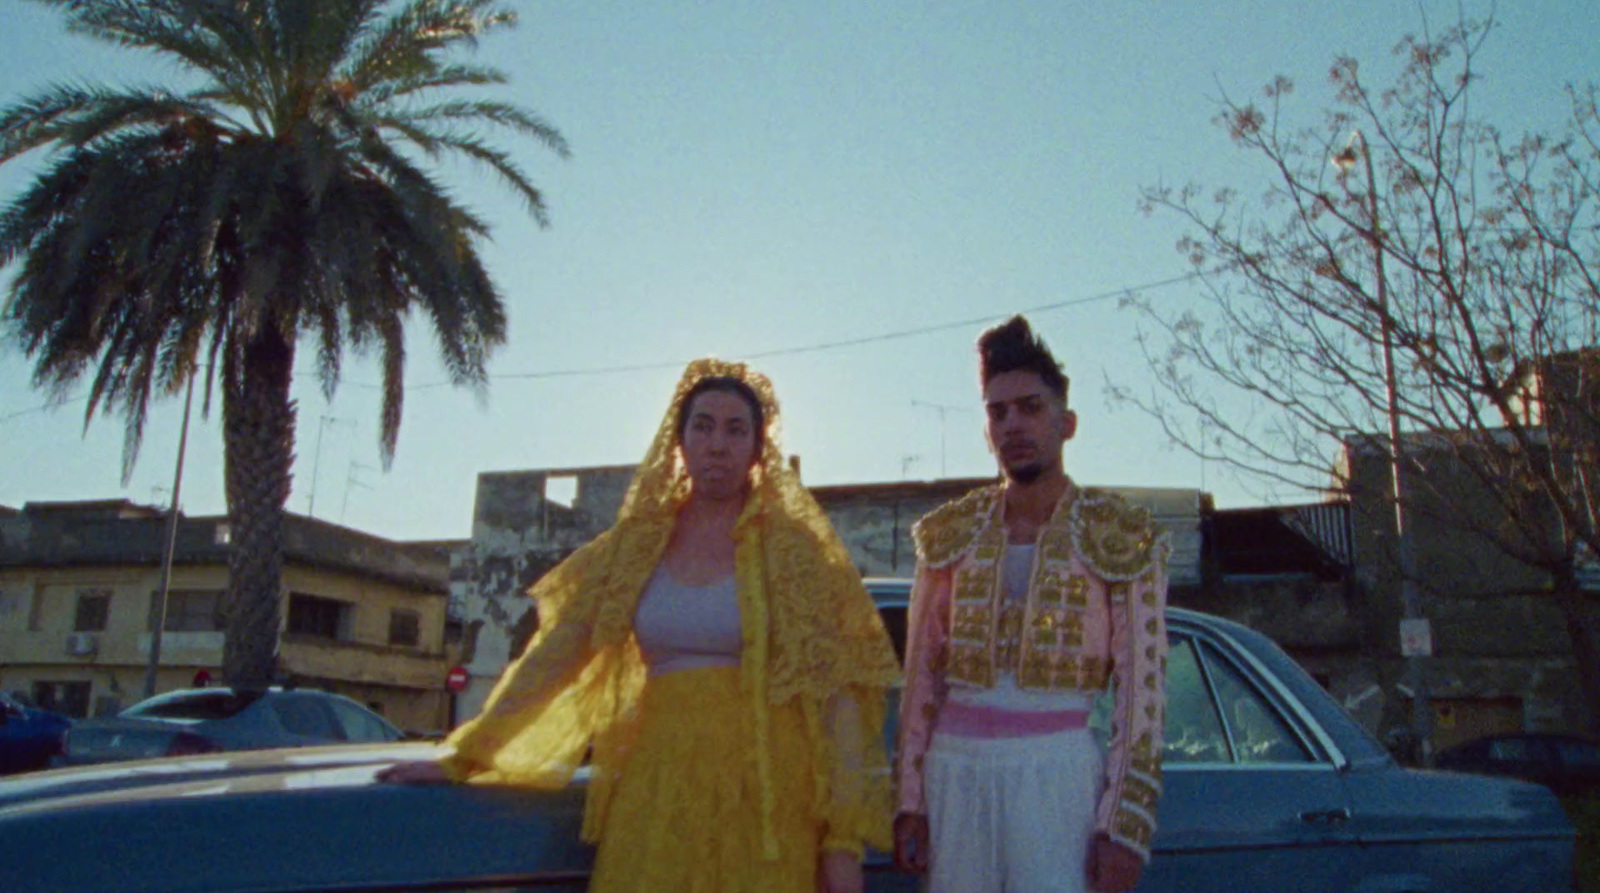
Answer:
[{"left": 2, "top": 0, "right": 1597, "bottom": 541}]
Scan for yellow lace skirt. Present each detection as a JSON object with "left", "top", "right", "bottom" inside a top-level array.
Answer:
[{"left": 590, "top": 666, "right": 819, "bottom": 893}]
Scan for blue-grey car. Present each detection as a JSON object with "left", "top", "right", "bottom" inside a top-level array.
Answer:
[
  {"left": 58, "top": 686, "right": 404, "bottom": 765},
  {"left": 0, "top": 582, "right": 1575, "bottom": 892}
]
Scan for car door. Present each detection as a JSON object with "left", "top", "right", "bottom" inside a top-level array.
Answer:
[{"left": 1138, "top": 627, "right": 1360, "bottom": 893}]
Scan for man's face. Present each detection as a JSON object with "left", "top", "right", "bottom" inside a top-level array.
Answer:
[{"left": 983, "top": 370, "right": 1076, "bottom": 485}]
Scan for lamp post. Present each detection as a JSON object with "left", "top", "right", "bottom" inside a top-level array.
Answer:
[
  {"left": 1334, "top": 130, "right": 1433, "bottom": 765},
  {"left": 144, "top": 375, "right": 196, "bottom": 700}
]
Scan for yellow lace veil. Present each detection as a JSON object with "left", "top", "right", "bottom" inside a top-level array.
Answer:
[{"left": 442, "top": 358, "right": 900, "bottom": 856}]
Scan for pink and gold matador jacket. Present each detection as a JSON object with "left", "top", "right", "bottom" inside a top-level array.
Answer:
[{"left": 893, "top": 480, "right": 1170, "bottom": 860}]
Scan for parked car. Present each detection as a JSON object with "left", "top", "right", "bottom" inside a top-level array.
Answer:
[
  {"left": 0, "top": 581, "right": 1576, "bottom": 893},
  {"left": 1438, "top": 732, "right": 1600, "bottom": 798},
  {"left": 57, "top": 686, "right": 403, "bottom": 765},
  {"left": 0, "top": 692, "right": 69, "bottom": 775}
]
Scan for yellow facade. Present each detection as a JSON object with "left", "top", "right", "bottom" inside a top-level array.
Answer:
[{"left": 0, "top": 558, "right": 454, "bottom": 735}]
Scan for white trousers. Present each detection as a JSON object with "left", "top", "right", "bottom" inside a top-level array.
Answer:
[{"left": 925, "top": 727, "right": 1104, "bottom": 893}]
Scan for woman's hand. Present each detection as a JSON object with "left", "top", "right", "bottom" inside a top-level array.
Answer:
[
  {"left": 817, "top": 849, "right": 863, "bottom": 893},
  {"left": 374, "top": 760, "right": 453, "bottom": 784}
]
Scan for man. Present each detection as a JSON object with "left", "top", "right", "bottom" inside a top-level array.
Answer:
[{"left": 893, "top": 316, "right": 1168, "bottom": 893}]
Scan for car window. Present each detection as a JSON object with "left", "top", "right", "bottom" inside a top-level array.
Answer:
[
  {"left": 1200, "top": 640, "right": 1315, "bottom": 763},
  {"left": 1554, "top": 739, "right": 1600, "bottom": 769},
  {"left": 1163, "top": 635, "right": 1231, "bottom": 764},
  {"left": 327, "top": 698, "right": 399, "bottom": 742},
  {"left": 877, "top": 605, "right": 908, "bottom": 664},
  {"left": 273, "top": 695, "right": 337, "bottom": 738},
  {"left": 124, "top": 691, "right": 257, "bottom": 720}
]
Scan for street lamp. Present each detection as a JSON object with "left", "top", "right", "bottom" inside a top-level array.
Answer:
[
  {"left": 144, "top": 375, "right": 197, "bottom": 699},
  {"left": 1334, "top": 130, "right": 1433, "bottom": 765}
]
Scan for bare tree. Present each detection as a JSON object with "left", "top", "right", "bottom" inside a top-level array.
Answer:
[{"left": 1121, "top": 16, "right": 1600, "bottom": 733}]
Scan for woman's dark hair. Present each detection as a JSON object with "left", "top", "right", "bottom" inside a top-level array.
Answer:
[
  {"left": 977, "top": 315, "right": 1069, "bottom": 401},
  {"left": 676, "top": 376, "right": 766, "bottom": 453}
]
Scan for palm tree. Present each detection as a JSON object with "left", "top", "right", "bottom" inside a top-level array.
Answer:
[{"left": 0, "top": 0, "right": 567, "bottom": 689}]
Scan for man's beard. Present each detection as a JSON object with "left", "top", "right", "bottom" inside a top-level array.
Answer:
[{"left": 1004, "top": 461, "right": 1045, "bottom": 485}]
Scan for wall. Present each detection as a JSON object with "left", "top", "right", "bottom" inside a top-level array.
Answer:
[
  {"left": 278, "top": 564, "right": 451, "bottom": 733},
  {"left": 0, "top": 564, "right": 229, "bottom": 715},
  {"left": 1342, "top": 439, "right": 1595, "bottom": 740},
  {"left": 449, "top": 467, "right": 633, "bottom": 720}
]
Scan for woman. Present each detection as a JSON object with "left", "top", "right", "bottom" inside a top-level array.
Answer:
[{"left": 381, "top": 358, "right": 900, "bottom": 893}]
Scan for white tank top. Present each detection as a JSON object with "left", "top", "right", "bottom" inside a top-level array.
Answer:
[{"left": 633, "top": 567, "right": 744, "bottom": 677}]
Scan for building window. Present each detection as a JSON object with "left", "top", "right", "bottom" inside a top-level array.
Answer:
[
  {"left": 0, "top": 588, "right": 30, "bottom": 632},
  {"left": 32, "top": 680, "right": 92, "bottom": 719},
  {"left": 28, "top": 588, "right": 45, "bottom": 632},
  {"left": 287, "top": 593, "right": 352, "bottom": 641},
  {"left": 149, "top": 589, "right": 225, "bottom": 632},
  {"left": 73, "top": 590, "right": 111, "bottom": 632},
  {"left": 388, "top": 609, "right": 420, "bottom": 647}
]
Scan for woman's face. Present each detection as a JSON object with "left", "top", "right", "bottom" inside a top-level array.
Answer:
[{"left": 680, "top": 389, "right": 760, "bottom": 501}]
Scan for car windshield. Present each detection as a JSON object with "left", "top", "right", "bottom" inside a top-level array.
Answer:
[{"left": 123, "top": 691, "right": 263, "bottom": 720}]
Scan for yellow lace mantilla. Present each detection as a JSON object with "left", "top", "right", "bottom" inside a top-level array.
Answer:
[{"left": 441, "top": 358, "right": 901, "bottom": 863}]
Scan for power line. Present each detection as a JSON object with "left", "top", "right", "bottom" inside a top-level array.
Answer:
[
  {"left": 0, "top": 269, "right": 1204, "bottom": 419},
  {"left": 389, "top": 269, "right": 1204, "bottom": 390}
]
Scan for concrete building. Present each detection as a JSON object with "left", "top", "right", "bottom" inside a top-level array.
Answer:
[
  {"left": 0, "top": 500, "right": 461, "bottom": 734},
  {"left": 1334, "top": 430, "right": 1598, "bottom": 747}
]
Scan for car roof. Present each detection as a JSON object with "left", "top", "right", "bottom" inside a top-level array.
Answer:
[{"left": 0, "top": 746, "right": 595, "bottom": 893}]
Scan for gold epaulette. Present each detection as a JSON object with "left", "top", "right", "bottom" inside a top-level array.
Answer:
[
  {"left": 912, "top": 485, "right": 1001, "bottom": 568},
  {"left": 1070, "top": 488, "right": 1165, "bottom": 582}
]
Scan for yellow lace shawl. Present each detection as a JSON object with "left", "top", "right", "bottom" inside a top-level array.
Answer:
[{"left": 441, "top": 358, "right": 901, "bottom": 857}]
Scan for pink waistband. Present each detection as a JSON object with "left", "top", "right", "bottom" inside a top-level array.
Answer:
[{"left": 936, "top": 702, "right": 1090, "bottom": 739}]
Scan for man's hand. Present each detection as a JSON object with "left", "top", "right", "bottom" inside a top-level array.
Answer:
[
  {"left": 817, "top": 850, "right": 863, "bottom": 893},
  {"left": 1086, "top": 834, "right": 1144, "bottom": 893},
  {"left": 374, "top": 760, "right": 452, "bottom": 784},
  {"left": 892, "top": 812, "right": 929, "bottom": 875}
]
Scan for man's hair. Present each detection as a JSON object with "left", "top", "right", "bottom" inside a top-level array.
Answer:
[
  {"left": 676, "top": 376, "right": 766, "bottom": 453},
  {"left": 977, "top": 315, "right": 1069, "bottom": 401}
]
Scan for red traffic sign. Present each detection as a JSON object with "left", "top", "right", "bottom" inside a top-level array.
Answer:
[{"left": 445, "top": 665, "right": 470, "bottom": 693}]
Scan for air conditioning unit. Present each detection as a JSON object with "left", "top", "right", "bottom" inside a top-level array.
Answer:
[{"left": 65, "top": 632, "right": 98, "bottom": 656}]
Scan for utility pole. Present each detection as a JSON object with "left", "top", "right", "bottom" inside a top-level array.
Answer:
[{"left": 1335, "top": 130, "right": 1433, "bottom": 765}]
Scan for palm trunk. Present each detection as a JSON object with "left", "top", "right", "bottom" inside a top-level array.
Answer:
[{"left": 222, "top": 325, "right": 296, "bottom": 692}]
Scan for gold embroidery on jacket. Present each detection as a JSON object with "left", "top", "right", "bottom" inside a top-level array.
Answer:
[
  {"left": 1072, "top": 489, "right": 1159, "bottom": 582},
  {"left": 911, "top": 485, "right": 1000, "bottom": 567}
]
